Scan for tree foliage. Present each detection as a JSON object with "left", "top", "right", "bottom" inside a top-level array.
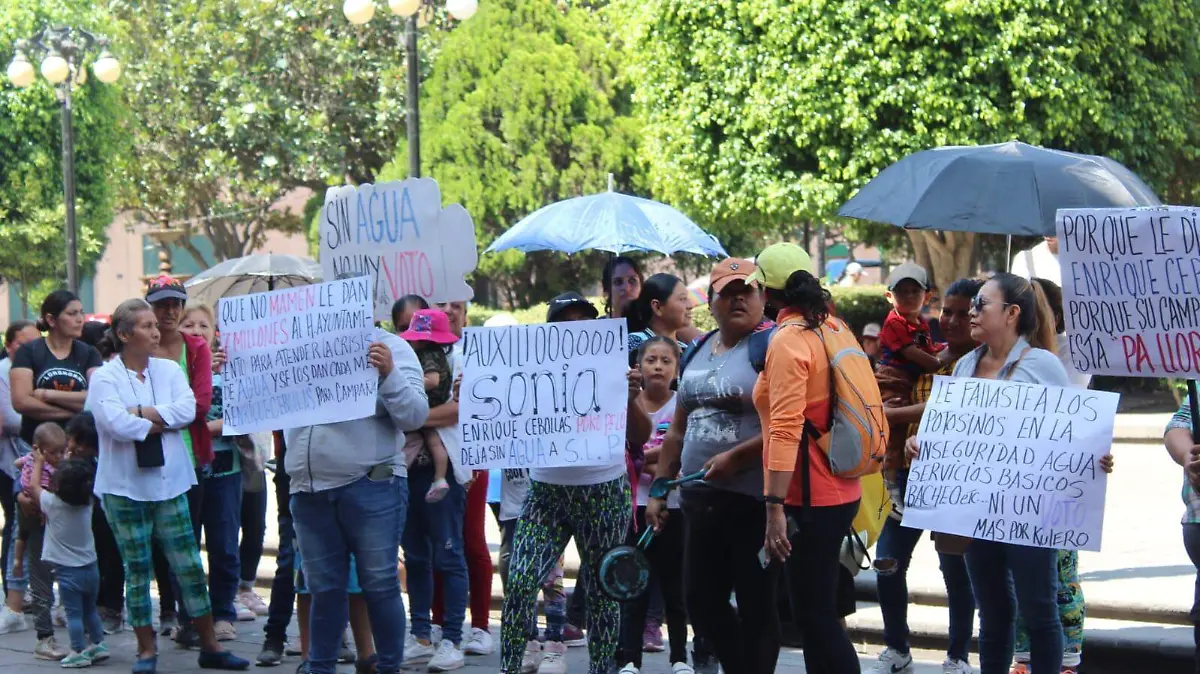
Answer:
[
  {"left": 0, "top": 0, "right": 124, "bottom": 307},
  {"left": 111, "top": 0, "right": 417, "bottom": 265},
  {"left": 386, "top": 0, "right": 643, "bottom": 306},
  {"left": 626, "top": 0, "right": 1200, "bottom": 288}
]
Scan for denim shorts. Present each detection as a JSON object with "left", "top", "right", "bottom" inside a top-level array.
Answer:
[{"left": 293, "top": 547, "right": 361, "bottom": 595}]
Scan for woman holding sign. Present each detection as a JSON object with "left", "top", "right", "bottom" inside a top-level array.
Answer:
[{"left": 906, "top": 273, "right": 1114, "bottom": 674}]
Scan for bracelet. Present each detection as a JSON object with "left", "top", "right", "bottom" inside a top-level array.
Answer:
[
  {"left": 764, "top": 495, "right": 785, "bottom": 505},
  {"left": 137, "top": 404, "right": 143, "bottom": 418}
]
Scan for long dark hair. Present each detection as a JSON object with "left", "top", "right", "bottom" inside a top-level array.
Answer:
[
  {"left": 624, "top": 273, "right": 681, "bottom": 334},
  {"left": 765, "top": 270, "right": 831, "bottom": 329},
  {"left": 1030, "top": 277, "right": 1065, "bottom": 336},
  {"left": 602, "top": 255, "right": 643, "bottom": 316},
  {"left": 990, "top": 272, "right": 1057, "bottom": 351},
  {"left": 36, "top": 290, "right": 79, "bottom": 332}
]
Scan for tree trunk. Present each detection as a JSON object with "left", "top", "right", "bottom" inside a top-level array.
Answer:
[{"left": 906, "top": 230, "right": 976, "bottom": 291}]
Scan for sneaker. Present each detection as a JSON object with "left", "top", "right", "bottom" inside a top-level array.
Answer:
[
  {"left": 463, "top": 627, "right": 493, "bottom": 656},
  {"left": 1009, "top": 664, "right": 1029, "bottom": 674},
  {"left": 84, "top": 643, "right": 110, "bottom": 663},
  {"left": 562, "top": 624, "right": 586, "bottom": 647},
  {"left": 0, "top": 606, "right": 28, "bottom": 634},
  {"left": 427, "top": 641, "right": 464, "bottom": 672},
  {"left": 285, "top": 643, "right": 302, "bottom": 656},
  {"left": 426, "top": 478, "right": 450, "bottom": 503},
  {"left": 872, "top": 648, "right": 913, "bottom": 674},
  {"left": 520, "top": 641, "right": 543, "bottom": 673},
  {"left": 54, "top": 604, "right": 67, "bottom": 627},
  {"left": 257, "top": 637, "right": 286, "bottom": 666},
  {"left": 430, "top": 624, "right": 444, "bottom": 645},
  {"left": 404, "top": 634, "right": 436, "bottom": 664},
  {"left": 641, "top": 622, "right": 664, "bottom": 653},
  {"left": 672, "top": 663, "right": 696, "bottom": 674},
  {"left": 100, "top": 608, "right": 123, "bottom": 634},
  {"left": 159, "top": 613, "right": 178, "bottom": 637},
  {"left": 60, "top": 651, "right": 92, "bottom": 668},
  {"left": 175, "top": 623, "right": 201, "bottom": 649},
  {"left": 618, "top": 664, "right": 639, "bottom": 674},
  {"left": 237, "top": 589, "right": 269, "bottom": 616},
  {"left": 35, "top": 635, "right": 68, "bottom": 661},
  {"left": 538, "top": 641, "right": 567, "bottom": 674},
  {"left": 942, "top": 659, "right": 972, "bottom": 674},
  {"left": 234, "top": 600, "right": 256, "bottom": 622},
  {"left": 214, "top": 620, "right": 237, "bottom": 641}
]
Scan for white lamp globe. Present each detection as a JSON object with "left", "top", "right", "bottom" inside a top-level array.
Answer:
[
  {"left": 7, "top": 59, "right": 35, "bottom": 88},
  {"left": 389, "top": 0, "right": 421, "bottom": 17},
  {"left": 40, "top": 53, "right": 70, "bottom": 84},
  {"left": 446, "top": 0, "right": 478, "bottom": 20},
  {"left": 344, "top": 0, "right": 376, "bottom": 24},
  {"left": 93, "top": 52, "right": 121, "bottom": 84}
]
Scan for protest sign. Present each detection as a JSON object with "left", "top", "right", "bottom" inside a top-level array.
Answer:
[
  {"left": 1056, "top": 206, "right": 1200, "bottom": 378},
  {"left": 901, "top": 375, "right": 1119, "bottom": 552},
  {"left": 457, "top": 318, "right": 628, "bottom": 470},
  {"left": 218, "top": 277, "right": 377, "bottom": 434},
  {"left": 319, "top": 178, "right": 478, "bottom": 322}
]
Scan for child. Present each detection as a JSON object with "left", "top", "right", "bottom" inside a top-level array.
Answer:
[
  {"left": 11, "top": 423, "right": 67, "bottom": 581},
  {"left": 399, "top": 309, "right": 459, "bottom": 503},
  {"left": 26, "top": 427, "right": 109, "bottom": 668},
  {"left": 874, "top": 262, "right": 946, "bottom": 480}
]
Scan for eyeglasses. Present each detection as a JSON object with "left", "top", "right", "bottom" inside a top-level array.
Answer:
[{"left": 970, "top": 295, "right": 1011, "bottom": 313}]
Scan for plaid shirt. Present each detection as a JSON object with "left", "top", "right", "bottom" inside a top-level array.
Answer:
[
  {"left": 1167, "top": 398, "right": 1200, "bottom": 524},
  {"left": 901, "top": 356, "right": 961, "bottom": 464}
]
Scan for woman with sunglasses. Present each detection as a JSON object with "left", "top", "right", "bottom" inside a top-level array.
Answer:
[{"left": 906, "top": 273, "right": 1113, "bottom": 674}]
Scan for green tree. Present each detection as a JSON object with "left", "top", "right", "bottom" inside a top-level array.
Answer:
[
  {"left": 382, "top": 0, "right": 643, "bottom": 306},
  {"left": 626, "top": 0, "right": 1200, "bottom": 289},
  {"left": 111, "top": 0, "right": 418, "bottom": 266},
  {"left": 0, "top": 0, "right": 124, "bottom": 309}
]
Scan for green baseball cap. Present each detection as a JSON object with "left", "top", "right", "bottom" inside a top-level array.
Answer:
[{"left": 747, "top": 243, "right": 816, "bottom": 290}]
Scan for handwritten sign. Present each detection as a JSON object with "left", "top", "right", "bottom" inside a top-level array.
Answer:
[
  {"left": 218, "top": 277, "right": 377, "bottom": 434},
  {"left": 1056, "top": 206, "right": 1200, "bottom": 378},
  {"left": 319, "top": 178, "right": 478, "bottom": 322},
  {"left": 457, "top": 319, "right": 628, "bottom": 470},
  {"left": 902, "top": 376, "right": 1119, "bottom": 552}
]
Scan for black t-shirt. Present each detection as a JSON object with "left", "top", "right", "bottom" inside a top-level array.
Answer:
[{"left": 11, "top": 339, "right": 102, "bottom": 444}]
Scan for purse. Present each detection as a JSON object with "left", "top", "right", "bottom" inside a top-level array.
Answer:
[{"left": 134, "top": 433, "right": 165, "bottom": 468}]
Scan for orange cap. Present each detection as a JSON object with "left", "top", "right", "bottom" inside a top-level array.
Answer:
[{"left": 709, "top": 258, "right": 758, "bottom": 293}]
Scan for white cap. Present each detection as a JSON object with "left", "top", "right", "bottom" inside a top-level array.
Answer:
[
  {"left": 484, "top": 313, "right": 519, "bottom": 327},
  {"left": 862, "top": 322, "right": 881, "bottom": 339}
]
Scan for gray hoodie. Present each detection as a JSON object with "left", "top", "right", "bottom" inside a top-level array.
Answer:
[{"left": 285, "top": 329, "right": 429, "bottom": 493}]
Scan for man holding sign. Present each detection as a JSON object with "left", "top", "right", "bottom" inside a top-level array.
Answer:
[{"left": 904, "top": 273, "right": 1116, "bottom": 674}]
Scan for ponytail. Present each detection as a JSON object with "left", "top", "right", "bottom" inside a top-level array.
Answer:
[
  {"left": 1028, "top": 281, "right": 1058, "bottom": 353},
  {"left": 992, "top": 272, "right": 1056, "bottom": 352},
  {"left": 766, "top": 270, "right": 831, "bottom": 329},
  {"left": 625, "top": 273, "right": 681, "bottom": 334}
]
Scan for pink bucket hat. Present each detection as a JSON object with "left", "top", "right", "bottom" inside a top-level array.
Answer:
[{"left": 400, "top": 309, "right": 459, "bottom": 345}]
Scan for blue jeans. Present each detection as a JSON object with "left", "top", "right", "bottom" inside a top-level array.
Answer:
[
  {"left": 201, "top": 471, "right": 243, "bottom": 623},
  {"left": 875, "top": 515, "right": 975, "bottom": 662},
  {"left": 291, "top": 474, "right": 407, "bottom": 674},
  {"left": 403, "top": 465, "right": 468, "bottom": 645},
  {"left": 55, "top": 562, "right": 104, "bottom": 653},
  {"left": 965, "top": 540, "right": 1063, "bottom": 674}
]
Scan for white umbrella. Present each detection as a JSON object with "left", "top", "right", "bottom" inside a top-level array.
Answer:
[{"left": 184, "top": 253, "right": 322, "bottom": 306}]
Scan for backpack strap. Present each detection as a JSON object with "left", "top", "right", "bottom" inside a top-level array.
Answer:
[{"left": 678, "top": 330, "right": 717, "bottom": 375}]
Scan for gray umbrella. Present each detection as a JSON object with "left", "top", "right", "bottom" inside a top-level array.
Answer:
[
  {"left": 837, "top": 141, "right": 1161, "bottom": 237},
  {"left": 184, "top": 253, "right": 322, "bottom": 306}
]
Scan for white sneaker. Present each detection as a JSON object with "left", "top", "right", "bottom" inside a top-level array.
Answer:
[
  {"left": 520, "top": 640, "right": 543, "bottom": 673},
  {"left": 538, "top": 641, "right": 567, "bottom": 674},
  {"left": 462, "top": 627, "right": 493, "bottom": 655},
  {"left": 234, "top": 600, "right": 256, "bottom": 622},
  {"left": 35, "top": 635, "right": 67, "bottom": 661},
  {"left": 404, "top": 634, "right": 437, "bottom": 664},
  {"left": 942, "top": 658, "right": 973, "bottom": 674},
  {"left": 672, "top": 662, "right": 696, "bottom": 674},
  {"left": 618, "top": 663, "right": 639, "bottom": 674},
  {"left": 0, "top": 606, "right": 28, "bottom": 634},
  {"left": 430, "top": 623, "right": 444, "bottom": 645},
  {"left": 872, "top": 648, "right": 914, "bottom": 674},
  {"left": 427, "top": 640, "right": 464, "bottom": 672}
]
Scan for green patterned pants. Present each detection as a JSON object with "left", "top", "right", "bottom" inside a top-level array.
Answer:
[{"left": 1015, "top": 549, "right": 1084, "bottom": 667}]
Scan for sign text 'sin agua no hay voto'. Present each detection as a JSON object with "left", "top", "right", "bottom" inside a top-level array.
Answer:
[
  {"left": 1056, "top": 206, "right": 1200, "bottom": 378},
  {"left": 902, "top": 375, "right": 1119, "bottom": 552},
  {"left": 457, "top": 318, "right": 629, "bottom": 470},
  {"left": 218, "top": 277, "right": 377, "bottom": 434},
  {"left": 319, "top": 178, "right": 478, "bottom": 322}
]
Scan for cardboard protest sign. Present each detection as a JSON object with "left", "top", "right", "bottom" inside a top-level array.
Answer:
[
  {"left": 1056, "top": 206, "right": 1200, "bottom": 378},
  {"left": 319, "top": 178, "right": 478, "bottom": 322},
  {"left": 457, "top": 318, "right": 628, "bottom": 470},
  {"left": 902, "top": 376, "right": 1119, "bottom": 552},
  {"left": 218, "top": 277, "right": 377, "bottom": 434}
]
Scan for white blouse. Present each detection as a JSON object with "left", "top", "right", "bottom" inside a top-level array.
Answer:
[{"left": 88, "top": 356, "right": 198, "bottom": 503}]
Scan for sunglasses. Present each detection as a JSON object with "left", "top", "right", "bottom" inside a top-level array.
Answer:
[{"left": 969, "top": 295, "right": 1012, "bottom": 313}]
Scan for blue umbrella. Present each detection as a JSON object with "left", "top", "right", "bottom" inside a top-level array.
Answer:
[
  {"left": 837, "top": 141, "right": 1160, "bottom": 237},
  {"left": 487, "top": 178, "right": 727, "bottom": 257}
]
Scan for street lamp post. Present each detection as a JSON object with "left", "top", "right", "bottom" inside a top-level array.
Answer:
[
  {"left": 6, "top": 27, "right": 121, "bottom": 295},
  {"left": 343, "top": 0, "right": 478, "bottom": 179}
]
